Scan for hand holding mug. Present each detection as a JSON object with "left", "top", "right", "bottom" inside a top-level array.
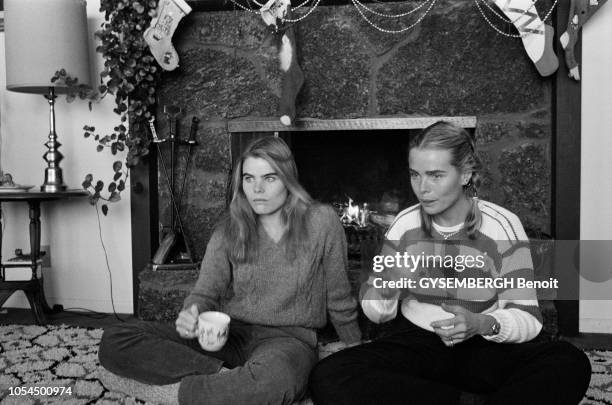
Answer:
[
  {"left": 175, "top": 304, "right": 199, "bottom": 339},
  {"left": 197, "top": 311, "right": 230, "bottom": 351},
  {"left": 430, "top": 303, "right": 485, "bottom": 346}
]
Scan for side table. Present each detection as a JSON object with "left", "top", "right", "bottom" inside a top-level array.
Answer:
[{"left": 0, "top": 190, "right": 89, "bottom": 324}]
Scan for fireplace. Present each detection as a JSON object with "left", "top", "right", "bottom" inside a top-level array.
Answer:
[
  {"left": 137, "top": 1, "right": 557, "bottom": 336},
  {"left": 150, "top": 0, "right": 553, "bottom": 265}
]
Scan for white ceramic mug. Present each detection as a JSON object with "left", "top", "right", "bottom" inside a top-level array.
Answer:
[{"left": 197, "top": 311, "right": 230, "bottom": 351}]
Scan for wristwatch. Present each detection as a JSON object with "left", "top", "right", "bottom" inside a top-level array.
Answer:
[{"left": 484, "top": 318, "right": 501, "bottom": 336}]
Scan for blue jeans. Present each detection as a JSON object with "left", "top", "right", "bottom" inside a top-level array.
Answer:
[{"left": 98, "top": 319, "right": 318, "bottom": 405}]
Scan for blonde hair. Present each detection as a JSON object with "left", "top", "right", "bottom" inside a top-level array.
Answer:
[
  {"left": 224, "top": 136, "right": 313, "bottom": 262},
  {"left": 409, "top": 121, "right": 482, "bottom": 239}
]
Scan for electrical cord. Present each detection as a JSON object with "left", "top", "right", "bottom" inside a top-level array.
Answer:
[
  {"left": 51, "top": 307, "right": 109, "bottom": 319},
  {"left": 94, "top": 203, "right": 126, "bottom": 322}
]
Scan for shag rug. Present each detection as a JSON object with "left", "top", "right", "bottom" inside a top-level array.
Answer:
[
  {"left": 0, "top": 324, "right": 142, "bottom": 404},
  {"left": 1, "top": 324, "right": 611, "bottom": 405}
]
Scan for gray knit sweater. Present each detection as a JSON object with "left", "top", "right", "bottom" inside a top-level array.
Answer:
[{"left": 183, "top": 204, "right": 362, "bottom": 344}]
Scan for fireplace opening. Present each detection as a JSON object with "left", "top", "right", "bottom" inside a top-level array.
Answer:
[
  {"left": 228, "top": 118, "right": 477, "bottom": 217},
  {"left": 290, "top": 130, "right": 416, "bottom": 212},
  {"left": 230, "top": 128, "right": 421, "bottom": 231}
]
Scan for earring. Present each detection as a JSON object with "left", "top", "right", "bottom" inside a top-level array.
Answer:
[{"left": 463, "top": 178, "right": 477, "bottom": 198}]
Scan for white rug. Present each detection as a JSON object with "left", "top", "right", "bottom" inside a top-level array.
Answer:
[
  {"left": 0, "top": 324, "right": 143, "bottom": 404},
  {"left": 1, "top": 324, "right": 610, "bottom": 404},
  {"left": 582, "top": 350, "right": 612, "bottom": 405}
]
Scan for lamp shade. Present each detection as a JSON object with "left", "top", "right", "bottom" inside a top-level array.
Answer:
[{"left": 4, "top": 0, "right": 91, "bottom": 94}]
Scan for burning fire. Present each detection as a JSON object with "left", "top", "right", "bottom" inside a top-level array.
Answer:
[{"left": 339, "top": 197, "right": 370, "bottom": 228}]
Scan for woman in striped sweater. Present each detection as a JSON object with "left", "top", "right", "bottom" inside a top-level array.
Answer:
[{"left": 310, "top": 121, "right": 591, "bottom": 405}]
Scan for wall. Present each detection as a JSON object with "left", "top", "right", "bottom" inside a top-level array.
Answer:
[
  {"left": 579, "top": 3, "right": 612, "bottom": 333},
  {"left": 1, "top": 0, "right": 133, "bottom": 314}
]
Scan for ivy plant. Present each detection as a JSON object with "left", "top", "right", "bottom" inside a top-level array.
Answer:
[{"left": 54, "top": 0, "right": 161, "bottom": 215}]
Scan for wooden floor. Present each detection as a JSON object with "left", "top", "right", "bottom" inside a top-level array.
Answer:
[{"left": 2, "top": 307, "right": 612, "bottom": 350}]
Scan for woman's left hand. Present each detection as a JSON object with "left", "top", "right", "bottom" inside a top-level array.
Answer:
[{"left": 429, "top": 303, "right": 487, "bottom": 347}]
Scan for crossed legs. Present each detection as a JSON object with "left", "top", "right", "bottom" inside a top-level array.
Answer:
[
  {"left": 310, "top": 317, "right": 591, "bottom": 405},
  {"left": 99, "top": 320, "right": 317, "bottom": 405}
]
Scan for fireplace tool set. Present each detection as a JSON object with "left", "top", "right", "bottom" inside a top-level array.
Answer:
[{"left": 149, "top": 105, "right": 200, "bottom": 270}]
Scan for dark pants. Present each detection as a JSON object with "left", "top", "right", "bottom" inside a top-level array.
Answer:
[
  {"left": 98, "top": 320, "right": 318, "bottom": 405},
  {"left": 310, "top": 316, "right": 591, "bottom": 405}
]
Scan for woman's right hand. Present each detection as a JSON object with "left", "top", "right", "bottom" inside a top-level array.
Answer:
[{"left": 175, "top": 304, "right": 199, "bottom": 339}]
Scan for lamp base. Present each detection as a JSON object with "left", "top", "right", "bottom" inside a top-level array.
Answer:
[
  {"left": 41, "top": 167, "right": 67, "bottom": 193},
  {"left": 40, "top": 88, "right": 68, "bottom": 193},
  {"left": 41, "top": 186, "right": 68, "bottom": 192}
]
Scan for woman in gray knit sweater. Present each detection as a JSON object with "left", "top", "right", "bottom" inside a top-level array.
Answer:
[{"left": 99, "top": 136, "right": 361, "bottom": 405}]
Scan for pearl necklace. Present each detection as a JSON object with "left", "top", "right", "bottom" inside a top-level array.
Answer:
[{"left": 434, "top": 227, "right": 462, "bottom": 240}]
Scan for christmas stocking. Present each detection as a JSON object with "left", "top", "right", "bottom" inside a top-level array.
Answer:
[
  {"left": 261, "top": 0, "right": 305, "bottom": 126},
  {"left": 560, "top": 0, "right": 608, "bottom": 80},
  {"left": 493, "top": 0, "right": 558, "bottom": 76},
  {"left": 144, "top": 0, "right": 192, "bottom": 71}
]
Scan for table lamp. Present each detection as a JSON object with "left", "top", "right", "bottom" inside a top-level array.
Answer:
[{"left": 4, "top": 0, "right": 91, "bottom": 192}]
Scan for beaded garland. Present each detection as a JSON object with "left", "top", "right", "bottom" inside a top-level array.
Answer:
[{"left": 226, "top": 0, "right": 558, "bottom": 37}]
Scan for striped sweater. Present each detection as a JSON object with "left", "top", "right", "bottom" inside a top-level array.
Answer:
[{"left": 361, "top": 199, "right": 543, "bottom": 343}]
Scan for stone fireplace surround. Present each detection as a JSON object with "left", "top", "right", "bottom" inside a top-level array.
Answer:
[{"left": 136, "top": 0, "right": 561, "bottom": 338}]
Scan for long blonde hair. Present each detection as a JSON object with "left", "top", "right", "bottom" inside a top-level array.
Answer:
[
  {"left": 224, "top": 136, "right": 313, "bottom": 262},
  {"left": 409, "top": 121, "right": 482, "bottom": 239}
]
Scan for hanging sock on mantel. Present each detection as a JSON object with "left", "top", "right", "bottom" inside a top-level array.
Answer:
[
  {"left": 493, "top": 0, "right": 559, "bottom": 77},
  {"left": 261, "top": 0, "right": 305, "bottom": 126},
  {"left": 144, "top": 0, "right": 192, "bottom": 71},
  {"left": 560, "top": 0, "right": 608, "bottom": 81}
]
